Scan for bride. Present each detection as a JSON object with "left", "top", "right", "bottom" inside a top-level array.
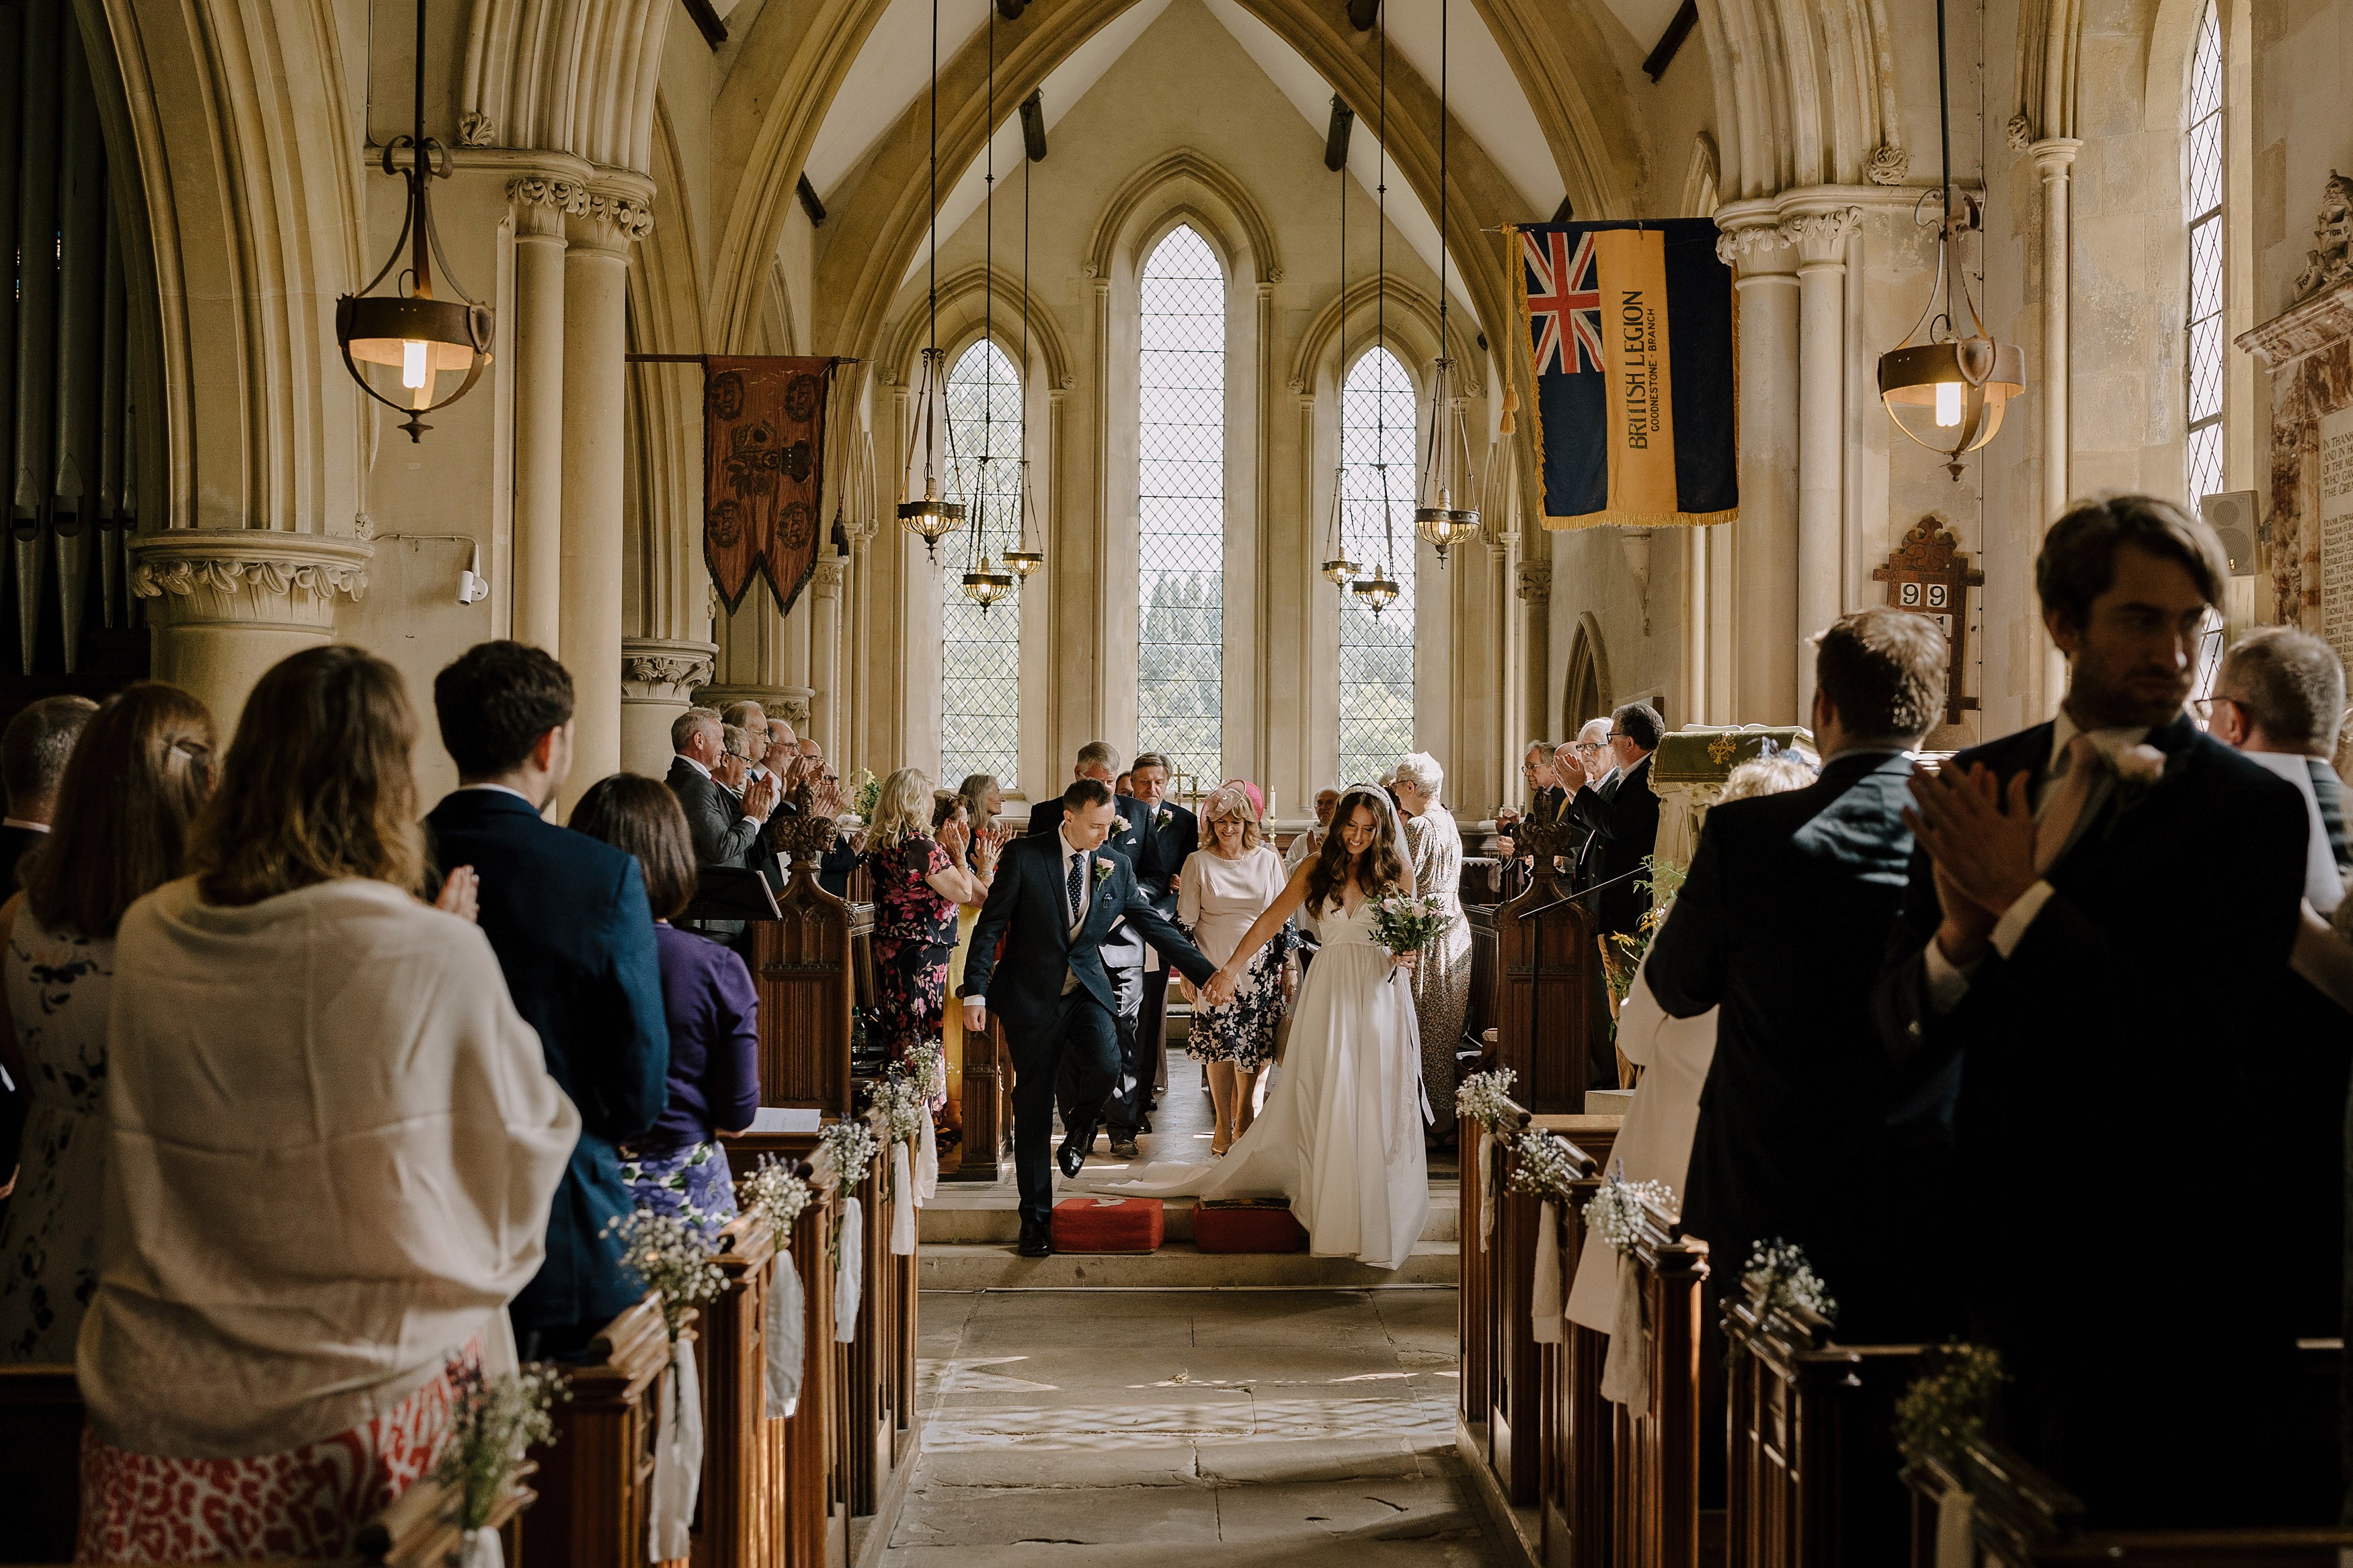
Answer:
[{"left": 1098, "top": 784, "right": 1429, "bottom": 1269}]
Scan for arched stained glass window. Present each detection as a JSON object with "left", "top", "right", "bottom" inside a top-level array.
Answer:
[
  {"left": 941, "top": 338, "right": 1023, "bottom": 789},
  {"left": 2184, "top": 1, "right": 2225, "bottom": 507},
  {"left": 1338, "top": 346, "right": 1417, "bottom": 788},
  {"left": 1136, "top": 225, "right": 1225, "bottom": 785}
]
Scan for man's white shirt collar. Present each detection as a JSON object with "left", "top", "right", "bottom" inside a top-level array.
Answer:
[{"left": 678, "top": 754, "right": 713, "bottom": 781}]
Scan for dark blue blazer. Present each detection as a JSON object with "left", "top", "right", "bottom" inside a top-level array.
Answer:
[
  {"left": 425, "top": 788, "right": 670, "bottom": 1341},
  {"left": 958, "top": 833, "right": 1215, "bottom": 1038}
]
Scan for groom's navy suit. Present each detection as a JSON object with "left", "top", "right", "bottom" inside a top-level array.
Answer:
[
  {"left": 1874, "top": 713, "right": 2315, "bottom": 1523},
  {"left": 961, "top": 829, "right": 1216, "bottom": 1224}
]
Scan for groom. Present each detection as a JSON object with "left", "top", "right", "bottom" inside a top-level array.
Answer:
[{"left": 961, "top": 778, "right": 1228, "bottom": 1256}]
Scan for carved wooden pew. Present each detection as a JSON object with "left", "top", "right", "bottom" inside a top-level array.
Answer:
[
  {"left": 1492, "top": 831, "right": 1597, "bottom": 1113},
  {"left": 518, "top": 1293, "right": 676, "bottom": 1568},
  {"left": 1541, "top": 1121, "right": 1621, "bottom": 1568},
  {"left": 1456, "top": 1100, "right": 1500, "bottom": 1436},
  {"left": 1488, "top": 1112, "right": 1591, "bottom": 1507},
  {"left": 1721, "top": 1291, "right": 1924, "bottom": 1568},
  {"left": 750, "top": 833, "right": 861, "bottom": 1118},
  {"left": 1610, "top": 1190, "right": 1712, "bottom": 1568}
]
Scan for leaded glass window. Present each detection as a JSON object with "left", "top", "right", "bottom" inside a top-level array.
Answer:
[
  {"left": 2184, "top": 1, "right": 2225, "bottom": 507},
  {"left": 1137, "top": 225, "right": 1226, "bottom": 784},
  {"left": 1338, "top": 346, "right": 1417, "bottom": 789},
  {"left": 941, "top": 338, "right": 1023, "bottom": 790}
]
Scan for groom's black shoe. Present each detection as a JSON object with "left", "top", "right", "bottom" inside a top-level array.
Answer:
[
  {"left": 1017, "top": 1219, "right": 1052, "bottom": 1257},
  {"left": 1057, "top": 1129, "right": 1090, "bottom": 1178}
]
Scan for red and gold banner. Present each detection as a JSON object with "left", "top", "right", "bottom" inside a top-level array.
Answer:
[{"left": 703, "top": 356, "right": 834, "bottom": 613}]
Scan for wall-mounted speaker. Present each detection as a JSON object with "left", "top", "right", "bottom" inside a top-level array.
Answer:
[
  {"left": 2200, "top": 489, "right": 2261, "bottom": 578},
  {"left": 1345, "top": 0, "right": 1379, "bottom": 31},
  {"left": 1020, "top": 89, "right": 1047, "bottom": 161},
  {"left": 1324, "top": 96, "right": 1354, "bottom": 171}
]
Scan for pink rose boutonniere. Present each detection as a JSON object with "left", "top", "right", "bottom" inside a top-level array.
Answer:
[
  {"left": 2100, "top": 741, "right": 2170, "bottom": 839},
  {"left": 1092, "top": 858, "right": 1115, "bottom": 885},
  {"left": 1154, "top": 807, "right": 1172, "bottom": 829}
]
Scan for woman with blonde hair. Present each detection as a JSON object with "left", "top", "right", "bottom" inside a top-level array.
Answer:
[
  {"left": 1176, "top": 785, "right": 1290, "bottom": 1153},
  {"left": 868, "top": 766, "right": 994, "bottom": 1076},
  {"left": 0, "top": 684, "right": 216, "bottom": 1364},
  {"left": 75, "top": 647, "right": 576, "bottom": 1563},
  {"left": 936, "top": 776, "right": 1010, "bottom": 1153}
]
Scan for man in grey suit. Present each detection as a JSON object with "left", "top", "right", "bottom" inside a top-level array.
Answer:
[{"left": 665, "top": 706, "right": 778, "bottom": 940}]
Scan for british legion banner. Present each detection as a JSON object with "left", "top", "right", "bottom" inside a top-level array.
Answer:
[
  {"left": 1511, "top": 219, "right": 1737, "bottom": 530},
  {"left": 703, "top": 356, "right": 835, "bottom": 614}
]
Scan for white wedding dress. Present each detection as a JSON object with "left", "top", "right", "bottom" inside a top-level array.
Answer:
[{"left": 1094, "top": 895, "right": 1430, "bottom": 1269}]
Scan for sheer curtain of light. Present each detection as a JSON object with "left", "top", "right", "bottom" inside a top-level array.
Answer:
[{"left": 1338, "top": 345, "right": 1418, "bottom": 790}]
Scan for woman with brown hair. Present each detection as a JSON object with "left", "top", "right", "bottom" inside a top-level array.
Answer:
[
  {"left": 75, "top": 647, "right": 577, "bottom": 1565},
  {"left": 571, "top": 772, "right": 758, "bottom": 1243},
  {"left": 0, "top": 684, "right": 215, "bottom": 1364}
]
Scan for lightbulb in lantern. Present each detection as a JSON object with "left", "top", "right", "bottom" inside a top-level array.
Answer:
[
  {"left": 401, "top": 339, "right": 429, "bottom": 389},
  {"left": 1934, "top": 380, "right": 1962, "bottom": 428}
]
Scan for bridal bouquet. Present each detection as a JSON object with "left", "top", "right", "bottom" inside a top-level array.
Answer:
[{"left": 1368, "top": 889, "right": 1449, "bottom": 985}]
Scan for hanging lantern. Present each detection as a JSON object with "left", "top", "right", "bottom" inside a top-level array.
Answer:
[
  {"left": 961, "top": 553, "right": 1014, "bottom": 609},
  {"left": 1351, "top": 565, "right": 1400, "bottom": 616},
  {"left": 1411, "top": 0, "right": 1480, "bottom": 563},
  {"left": 897, "top": 346, "right": 966, "bottom": 554},
  {"left": 1004, "top": 459, "right": 1044, "bottom": 579},
  {"left": 1877, "top": 0, "right": 2024, "bottom": 480},
  {"left": 336, "top": 0, "right": 492, "bottom": 442}
]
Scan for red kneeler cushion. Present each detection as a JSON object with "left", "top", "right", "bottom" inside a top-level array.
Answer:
[
  {"left": 1049, "top": 1196, "right": 1164, "bottom": 1253},
  {"left": 1193, "top": 1199, "right": 1306, "bottom": 1253}
]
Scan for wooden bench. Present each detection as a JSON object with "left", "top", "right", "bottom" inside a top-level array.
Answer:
[
  {"left": 519, "top": 1292, "right": 676, "bottom": 1568},
  {"left": 1541, "top": 1122, "right": 1621, "bottom": 1568},
  {"left": 1611, "top": 1190, "right": 1712, "bottom": 1568},
  {"left": 1721, "top": 1291, "right": 1925, "bottom": 1567},
  {"left": 1492, "top": 846, "right": 1597, "bottom": 1114}
]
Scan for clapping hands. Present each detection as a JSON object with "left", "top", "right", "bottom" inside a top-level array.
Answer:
[
  {"left": 742, "top": 772, "right": 781, "bottom": 822},
  {"left": 937, "top": 816, "right": 971, "bottom": 862}
]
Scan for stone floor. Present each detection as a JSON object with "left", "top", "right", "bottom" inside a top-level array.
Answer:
[{"left": 883, "top": 1286, "right": 1502, "bottom": 1565}]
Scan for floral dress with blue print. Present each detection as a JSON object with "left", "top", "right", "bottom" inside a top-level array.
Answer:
[
  {"left": 0, "top": 912, "right": 114, "bottom": 1362},
  {"left": 619, "top": 1143, "right": 739, "bottom": 1247}
]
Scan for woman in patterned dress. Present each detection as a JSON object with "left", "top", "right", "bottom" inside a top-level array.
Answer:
[
  {"left": 1176, "top": 786, "right": 1291, "bottom": 1153},
  {"left": 1394, "top": 751, "right": 1472, "bottom": 1141},
  {"left": 866, "top": 768, "right": 992, "bottom": 1077},
  {"left": 936, "top": 775, "right": 1008, "bottom": 1149},
  {"left": 77, "top": 647, "right": 575, "bottom": 1564},
  {"left": 0, "top": 685, "right": 216, "bottom": 1364},
  {"left": 570, "top": 774, "right": 759, "bottom": 1246}
]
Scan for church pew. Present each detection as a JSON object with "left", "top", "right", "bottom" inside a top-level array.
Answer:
[
  {"left": 360, "top": 1467, "right": 537, "bottom": 1568},
  {"left": 1466, "top": 903, "right": 1501, "bottom": 1053},
  {"left": 697, "top": 1211, "right": 781, "bottom": 1568},
  {"left": 1541, "top": 1120, "right": 1622, "bottom": 1568},
  {"left": 776, "top": 1175, "right": 846, "bottom": 1568},
  {"left": 518, "top": 1292, "right": 676, "bottom": 1568},
  {"left": 1456, "top": 1099, "right": 1503, "bottom": 1433},
  {"left": 0, "top": 1363, "right": 82, "bottom": 1562},
  {"left": 1720, "top": 1292, "right": 1924, "bottom": 1568},
  {"left": 1610, "top": 1190, "right": 1712, "bottom": 1568},
  {"left": 1492, "top": 841, "right": 1597, "bottom": 1113},
  {"left": 948, "top": 940, "right": 1013, "bottom": 1183},
  {"left": 750, "top": 835, "right": 861, "bottom": 1117},
  {"left": 1488, "top": 1112, "right": 1585, "bottom": 1506},
  {"left": 838, "top": 1108, "right": 919, "bottom": 1521}
]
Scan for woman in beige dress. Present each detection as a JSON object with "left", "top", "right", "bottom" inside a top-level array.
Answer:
[
  {"left": 1393, "top": 751, "right": 1471, "bottom": 1137},
  {"left": 1176, "top": 786, "right": 1291, "bottom": 1153}
]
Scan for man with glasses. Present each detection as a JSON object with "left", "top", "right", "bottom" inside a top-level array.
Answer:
[{"left": 1557, "top": 706, "right": 1663, "bottom": 942}]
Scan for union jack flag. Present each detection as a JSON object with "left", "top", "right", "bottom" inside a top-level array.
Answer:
[{"left": 1522, "top": 229, "right": 1603, "bottom": 375}]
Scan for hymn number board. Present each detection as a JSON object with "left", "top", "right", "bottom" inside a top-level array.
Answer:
[{"left": 1871, "top": 519, "right": 1985, "bottom": 726}]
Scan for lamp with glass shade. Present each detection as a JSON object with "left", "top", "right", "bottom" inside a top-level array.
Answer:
[
  {"left": 1412, "top": 0, "right": 1480, "bottom": 563},
  {"left": 898, "top": 0, "right": 967, "bottom": 554}
]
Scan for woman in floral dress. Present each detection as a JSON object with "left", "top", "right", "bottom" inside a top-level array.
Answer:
[
  {"left": 937, "top": 775, "right": 1008, "bottom": 1151},
  {"left": 1394, "top": 751, "right": 1471, "bottom": 1141},
  {"left": 866, "top": 769, "right": 992, "bottom": 1076},
  {"left": 1176, "top": 786, "right": 1291, "bottom": 1153},
  {"left": 0, "top": 684, "right": 216, "bottom": 1365}
]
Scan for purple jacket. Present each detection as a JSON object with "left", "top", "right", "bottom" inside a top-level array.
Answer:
[{"left": 645, "top": 923, "right": 760, "bottom": 1151}]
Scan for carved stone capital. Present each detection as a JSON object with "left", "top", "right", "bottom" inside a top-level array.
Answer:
[
  {"left": 1865, "top": 144, "right": 1910, "bottom": 186},
  {"left": 128, "top": 530, "right": 372, "bottom": 632},
  {"left": 1712, "top": 202, "right": 1794, "bottom": 272},
  {"left": 621, "top": 638, "right": 719, "bottom": 703},
  {"left": 1781, "top": 206, "right": 1864, "bottom": 267},
  {"left": 1517, "top": 560, "right": 1552, "bottom": 603},
  {"left": 810, "top": 554, "right": 847, "bottom": 599},
  {"left": 567, "top": 175, "right": 657, "bottom": 255},
  {"left": 696, "top": 684, "right": 813, "bottom": 731},
  {"left": 459, "top": 111, "right": 497, "bottom": 148},
  {"left": 506, "top": 175, "right": 592, "bottom": 215},
  {"left": 2029, "top": 138, "right": 2083, "bottom": 180}
]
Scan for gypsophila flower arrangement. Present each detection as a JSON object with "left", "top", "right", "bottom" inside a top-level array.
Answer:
[
  {"left": 603, "top": 1207, "right": 724, "bottom": 1342},
  {"left": 1456, "top": 1067, "right": 1519, "bottom": 1130},
  {"left": 741, "top": 1154, "right": 812, "bottom": 1243},
  {"left": 1741, "top": 1239, "right": 1838, "bottom": 1325},
  {"left": 1604, "top": 855, "right": 1687, "bottom": 1004},
  {"left": 1367, "top": 887, "right": 1448, "bottom": 985},
  {"left": 1895, "top": 1345, "right": 2006, "bottom": 1473},
  {"left": 869, "top": 1073, "right": 927, "bottom": 1145},
  {"left": 1581, "top": 1165, "right": 1677, "bottom": 1258},
  {"left": 846, "top": 768, "right": 881, "bottom": 823},
  {"left": 818, "top": 1117, "right": 879, "bottom": 1191},
  {"left": 1505, "top": 1128, "right": 1584, "bottom": 1203},
  {"left": 432, "top": 1360, "right": 567, "bottom": 1530},
  {"left": 902, "top": 1046, "right": 947, "bottom": 1106}
]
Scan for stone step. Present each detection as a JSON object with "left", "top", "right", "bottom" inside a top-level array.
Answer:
[
  {"left": 914, "top": 1237, "right": 1459, "bottom": 1290},
  {"left": 920, "top": 1186, "right": 1460, "bottom": 1245}
]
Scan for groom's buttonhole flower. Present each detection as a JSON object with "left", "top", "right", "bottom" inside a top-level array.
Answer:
[
  {"left": 2111, "top": 743, "right": 2166, "bottom": 786},
  {"left": 1155, "top": 808, "right": 1172, "bottom": 828}
]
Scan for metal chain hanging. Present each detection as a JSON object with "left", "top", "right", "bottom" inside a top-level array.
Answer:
[
  {"left": 897, "top": 0, "right": 967, "bottom": 553},
  {"left": 960, "top": 3, "right": 1012, "bottom": 609},
  {"left": 1351, "top": 7, "right": 1401, "bottom": 618},
  {"left": 1413, "top": 0, "right": 1480, "bottom": 563}
]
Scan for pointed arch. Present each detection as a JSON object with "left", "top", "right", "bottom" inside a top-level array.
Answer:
[
  {"left": 879, "top": 263, "right": 1076, "bottom": 393},
  {"left": 1086, "top": 149, "right": 1281, "bottom": 286},
  {"left": 1289, "top": 274, "right": 1480, "bottom": 399}
]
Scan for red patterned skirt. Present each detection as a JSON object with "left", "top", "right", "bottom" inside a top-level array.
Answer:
[{"left": 76, "top": 1343, "right": 477, "bottom": 1564}]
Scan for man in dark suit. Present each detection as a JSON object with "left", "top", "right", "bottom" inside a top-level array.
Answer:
[
  {"left": 1646, "top": 608, "right": 1948, "bottom": 1339},
  {"left": 1878, "top": 497, "right": 2311, "bottom": 1523},
  {"left": 961, "top": 778, "right": 1224, "bottom": 1255},
  {"left": 0, "top": 694, "right": 96, "bottom": 1229},
  {"left": 1559, "top": 704, "right": 1663, "bottom": 940},
  {"left": 1115, "top": 751, "right": 1198, "bottom": 1149},
  {"left": 427, "top": 641, "right": 670, "bottom": 1361},
  {"left": 666, "top": 706, "right": 778, "bottom": 942}
]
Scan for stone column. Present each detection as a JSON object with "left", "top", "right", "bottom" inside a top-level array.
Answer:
[
  {"left": 621, "top": 638, "right": 717, "bottom": 776},
  {"left": 130, "top": 532, "right": 374, "bottom": 725},
  {"left": 1517, "top": 558, "right": 1552, "bottom": 742},
  {"left": 2031, "top": 140, "right": 2082, "bottom": 720},
  {"left": 506, "top": 174, "right": 584, "bottom": 657},
  {"left": 1787, "top": 204, "right": 1861, "bottom": 717},
  {"left": 809, "top": 552, "right": 846, "bottom": 761},
  {"left": 1716, "top": 208, "right": 1800, "bottom": 724},
  {"left": 558, "top": 180, "right": 653, "bottom": 811}
]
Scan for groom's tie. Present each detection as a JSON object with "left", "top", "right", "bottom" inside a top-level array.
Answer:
[
  {"left": 2033, "top": 734, "right": 2102, "bottom": 874},
  {"left": 1066, "top": 850, "right": 1086, "bottom": 934}
]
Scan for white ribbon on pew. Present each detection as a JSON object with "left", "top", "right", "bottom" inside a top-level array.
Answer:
[
  {"left": 1598, "top": 1266, "right": 1650, "bottom": 1408},
  {"left": 766, "top": 1261, "right": 806, "bottom": 1417},
  {"left": 1933, "top": 1487, "right": 1976, "bottom": 1568},
  {"left": 914, "top": 1114, "right": 939, "bottom": 1204},
  {"left": 648, "top": 1337, "right": 704, "bottom": 1561},
  {"left": 834, "top": 1198, "right": 864, "bottom": 1342},
  {"left": 1477, "top": 1130, "right": 1497, "bottom": 1242},
  {"left": 1530, "top": 1201, "right": 1565, "bottom": 1344},
  {"left": 461, "top": 1529, "right": 503, "bottom": 1568},
  {"left": 890, "top": 1141, "right": 918, "bottom": 1255}
]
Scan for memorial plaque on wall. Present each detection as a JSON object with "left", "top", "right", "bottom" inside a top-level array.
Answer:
[{"left": 2322, "top": 405, "right": 2353, "bottom": 666}]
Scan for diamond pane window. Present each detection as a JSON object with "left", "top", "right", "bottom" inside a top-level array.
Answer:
[
  {"left": 1137, "top": 224, "right": 1226, "bottom": 784},
  {"left": 2184, "top": 0, "right": 2225, "bottom": 507},
  {"left": 1338, "top": 346, "right": 1418, "bottom": 790},
  {"left": 941, "top": 338, "right": 1023, "bottom": 791}
]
